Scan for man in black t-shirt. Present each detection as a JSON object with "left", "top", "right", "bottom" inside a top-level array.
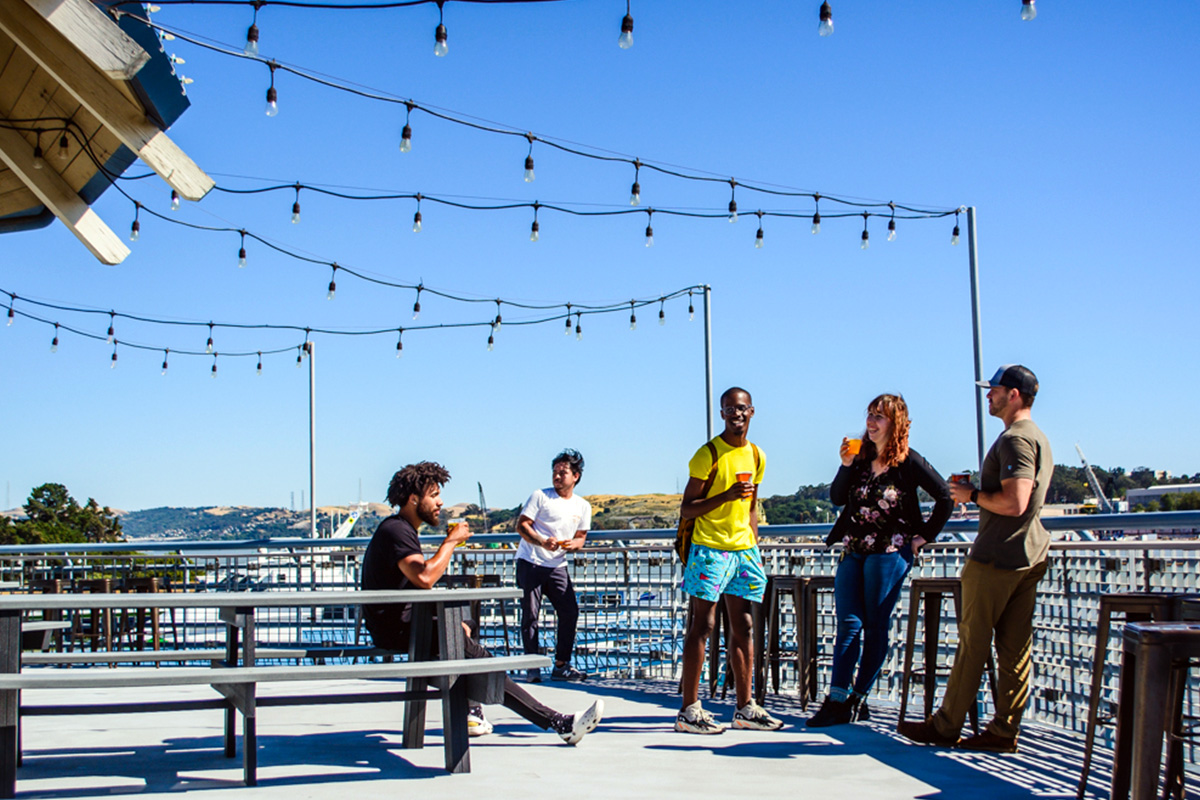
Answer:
[{"left": 361, "top": 461, "right": 603, "bottom": 745}]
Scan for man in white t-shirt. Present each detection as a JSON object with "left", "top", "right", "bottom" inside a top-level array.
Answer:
[{"left": 516, "top": 449, "right": 593, "bottom": 683}]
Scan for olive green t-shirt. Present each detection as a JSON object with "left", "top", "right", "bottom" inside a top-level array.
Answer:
[{"left": 969, "top": 418, "right": 1054, "bottom": 570}]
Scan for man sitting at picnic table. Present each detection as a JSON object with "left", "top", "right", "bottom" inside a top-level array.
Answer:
[{"left": 362, "top": 461, "right": 604, "bottom": 744}]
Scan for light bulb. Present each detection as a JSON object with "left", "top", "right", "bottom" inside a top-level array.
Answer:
[
  {"left": 57, "top": 134, "right": 70, "bottom": 161},
  {"left": 413, "top": 211, "right": 422, "bottom": 233},
  {"left": 659, "top": 309, "right": 665, "bottom": 326},
  {"left": 106, "top": 322, "right": 115, "bottom": 343},
  {"left": 256, "top": 360, "right": 263, "bottom": 375},
  {"left": 728, "top": 199, "right": 738, "bottom": 223},
  {"left": 296, "top": 351, "right": 303, "bottom": 368},
  {"left": 50, "top": 336, "right": 58, "bottom": 353},
  {"left": 400, "top": 124, "right": 412, "bottom": 153},
  {"left": 291, "top": 201, "right": 300, "bottom": 224},
  {"left": 811, "top": 211, "right": 821, "bottom": 235},
  {"left": 564, "top": 316, "right": 572, "bottom": 335},
  {"left": 161, "top": 357, "right": 169, "bottom": 375},
  {"left": 952, "top": 225, "right": 960, "bottom": 246},
  {"left": 434, "top": 23, "right": 448, "bottom": 57},
  {"left": 487, "top": 333, "right": 494, "bottom": 351},
  {"left": 265, "top": 85, "right": 278, "bottom": 116},
  {"left": 170, "top": 190, "right": 180, "bottom": 211},
  {"left": 755, "top": 228, "right": 764, "bottom": 248},
  {"left": 689, "top": 301, "right": 695, "bottom": 321},
  {"left": 211, "top": 363, "right": 218, "bottom": 379},
  {"left": 619, "top": 13, "right": 634, "bottom": 49},
  {"left": 630, "top": 181, "right": 641, "bottom": 206},
  {"left": 32, "top": 145, "right": 45, "bottom": 170},
  {"left": 206, "top": 338, "right": 214, "bottom": 354},
  {"left": 395, "top": 339, "right": 403, "bottom": 358},
  {"left": 819, "top": 1, "right": 834, "bottom": 36},
  {"left": 861, "top": 230, "right": 870, "bottom": 250},
  {"left": 129, "top": 220, "right": 140, "bottom": 241},
  {"left": 887, "top": 219, "right": 896, "bottom": 241},
  {"left": 524, "top": 155, "right": 535, "bottom": 183},
  {"left": 495, "top": 312, "right": 503, "bottom": 331},
  {"left": 326, "top": 279, "right": 336, "bottom": 300},
  {"left": 644, "top": 225, "right": 654, "bottom": 247},
  {"left": 238, "top": 247, "right": 247, "bottom": 268},
  {"left": 1021, "top": 0, "right": 1037, "bottom": 21},
  {"left": 630, "top": 308, "right": 637, "bottom": 330},
  {"left": 530, "top": 220, "right": 540, "bottom": 242},
  {"left": 244, "top": 23, "right": 259, "bottom": 56},
  {"left": 6, "top": 308, "right": 13, "bottom": 326},
  {"left": 111, "top": 351, "right": 118, "bottom": 369},
  {"left": 575, "top": 321, "right": 582, "bottom": 340}
]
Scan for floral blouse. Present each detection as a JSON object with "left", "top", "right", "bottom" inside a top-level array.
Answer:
[{"left": 840, "top": 461, "right": 913, "bottom": 556}]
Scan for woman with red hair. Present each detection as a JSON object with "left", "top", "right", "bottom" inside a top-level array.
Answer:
[{"left": 806, "top": 394, "right": 952, "bottom": 727}]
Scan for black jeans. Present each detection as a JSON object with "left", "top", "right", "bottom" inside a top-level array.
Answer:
[
  {"left": 516, "top": 560, "right": 580, "bottom": 665},
  {"left": 368, "top": 617, "right": 558, "bottom": 730}
]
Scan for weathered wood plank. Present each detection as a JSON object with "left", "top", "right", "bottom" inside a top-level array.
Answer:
[{"left": 23, "top": 0, "right": 149, "bottom": 81}]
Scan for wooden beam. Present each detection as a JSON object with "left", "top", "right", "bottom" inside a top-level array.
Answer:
[
  {"left": 23, "top": 0, "right": 149, "bottom": 82},
  {"left": 0, "top": 1, "right": 213, "bottom": 201},
  {"left": 0, "top": 122, "right": 129, "bottom": 264}
]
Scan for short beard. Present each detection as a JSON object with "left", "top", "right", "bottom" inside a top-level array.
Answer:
[{"left": 417, "top": 504, "right": 439, "bottom": 527}]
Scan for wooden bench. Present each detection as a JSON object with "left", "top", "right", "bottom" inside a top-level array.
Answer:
[
  {"left": 21, "top": 644, "right": 402, "bottom": 666},
  {"left": 4, "top": 653, "right": 548, "bottom": 790}
]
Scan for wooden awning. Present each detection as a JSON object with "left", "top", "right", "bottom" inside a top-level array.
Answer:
[{"left": 0, "top": 0, "right": 212, "bottom": 264}]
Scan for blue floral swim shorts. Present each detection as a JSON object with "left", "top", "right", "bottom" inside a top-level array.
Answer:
[{"left": 682, "top": 543, "right": 766, "bottom": 603}]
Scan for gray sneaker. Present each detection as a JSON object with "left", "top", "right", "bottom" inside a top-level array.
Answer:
[
  {"left": 734, "top": 701, "right": 784, "bottom": 731},
  {"left": 551, "top": 664, "right": 588, "bottom": 682},
  {"left": 675, "top": 702, "right": 725, "bottom": 735}
]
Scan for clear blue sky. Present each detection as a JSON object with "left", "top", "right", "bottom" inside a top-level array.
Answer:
[{"left": 2, "top": 1, "right": 1197, "bottom": 514}]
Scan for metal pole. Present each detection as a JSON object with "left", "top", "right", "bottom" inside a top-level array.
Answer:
[
  {"left": 967, "top": 207, "right": 986, "bottom": 469},
  {"left": 307, "top": 341, "right": 316, "bottom": 539},
  {"left": 703, "top": 285, "right": 713, "bottom": 440}
]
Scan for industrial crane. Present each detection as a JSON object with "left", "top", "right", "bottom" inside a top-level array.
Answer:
[{"left": 1075, "top": 443, "right": 1116, "bottom": 514}]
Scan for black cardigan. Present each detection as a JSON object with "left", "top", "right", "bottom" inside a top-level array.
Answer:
[{"left": 825, "top": 448, "right": 953, "bottom": 548}]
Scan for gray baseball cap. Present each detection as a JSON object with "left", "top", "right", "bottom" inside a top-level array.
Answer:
[{"left": 976, "top": 364, "right": 1038, "bottom": 396}]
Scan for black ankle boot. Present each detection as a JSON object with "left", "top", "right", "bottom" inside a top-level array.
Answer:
[
  {"left": 853, "top": 696, "right": 870, "bottom": 722},
  {"left": 805, "top": 696, "right": 854, "bottom": 728}
]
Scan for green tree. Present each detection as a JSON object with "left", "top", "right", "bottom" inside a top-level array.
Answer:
[{"left": 0, "top": 484, "right": 124, "bottom": 545}]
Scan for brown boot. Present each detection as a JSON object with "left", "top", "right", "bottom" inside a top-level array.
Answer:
[
  {"left": 896, "top": 718, "right": 960, "bottom": 747},
  {"left": 959, "top": 729, "right": 1018, "bottom": 753}
]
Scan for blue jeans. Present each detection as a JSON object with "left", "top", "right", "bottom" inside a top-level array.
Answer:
[{"left": 830, "top": 549, "right": 913, "bottom": 697}]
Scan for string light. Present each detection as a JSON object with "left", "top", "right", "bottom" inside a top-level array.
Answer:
[
  {"left": 434, "top": 1, "right": 448, "bottom": 57},
  {"left": 244, "top": 1, "right": 262, "bottom": 56},
  {"left": 658, "top": 298, "right": 665, "bottom": 326},
  {"left": 400, "top": 101, "right": 415, "bottom": 153},
  {"left": 205, "top": 322, "right": 214, "bottom": 354},
  {"left": 564, "top": 303, "right": 572, "bottom": 334},
  {"left": 413, "top": 285, "right": 422, "bottom": 320},
  {"left": 530, "top": 203, "right": 540, "bottom": 242},
  {"left": 630, "top": 160, "right": 641, "bottom": 206},
  {"left": 238, "top": 230, "right": 247, "bottom": 267},
  {"left": 644, "top": 209, "right": 654, "bottom": 247},
  {"left": 265, "top": 62, "right": 279, "bottom": 117},
  {"left": 130, "top": 203, "right": 140, "bottom": 241},
  {"left": 629, "top": 301, "right": 637, "bottom": 331},
  {"left": 1021, "top": 0, "right": 1037, "bottom": 21},
  {"left": 170, "top": 189, "right": 180, "bottom": 211},
  {"left": 32, "top": 131, "right": 45, "bottom": 170},
  {"left": 50, "top": 323, "right": 59, "bottom": 352},
  {"left": 887, "top": 202, "right": 896, "bottom": 241},
  {"left": 56, "top": 132, "right": 70, "bottom": 162},
  {"left": 860, "top": 212, "right": 870, "bottom": 250},
  {"left": 211, "top": 352, "right": 218, "bottom": 379},
  {"left": 493, "top": 299, "right": 503, "bottom": 330},
  {"left": 291, "top": 184, "right": 301, "bottom": 224},
  {"left": 575, "top": 312, "right": 582, "bottom": 341},
  {"left": 412, "top": 193, "right": 423, "bottom": 232},
  {"left": 688, "top": 290, "right": 695, "bottom": 321},
  {"left": 619, "top": 1, "right": 634, "bottom": 49},
  {"left": 819, "top": 1, "right": 834, "bottom": 36},
  {"left": 296, "top": 345, "right": 304, "bottom": 367},
  {"left": 6, "top": 295, "right": 14, "bottom": 327},
  {"left": 111, "top": 340, "right": 118, "bottom": 369},
  {"left": 162, "top": 348, "right": 169, "bottom": 375},
  {"left": 395, "top": 328, "right": 404, "bottom": 358},
  {"left": 952, "top": 209, "right": 961, "bottom": 245},
  {"left": 728, "top": 179, "right": 738, "bottom": 223},
  {"left": 524, "top": 133, "right": 536, "bottom": 182},
  {"left": 327, "top": 264, "right": 338, "bottom": 300},
  {"left": 755, "top": 211, "right": 764, "bottom": 249},
  {"left": 812, "top": 193, "right": 822, "bottom": 234},
  {"left": 487, "top": 324, "right": 495, "bottom": 351},
  {"left": 106, "top": 311, "right": 115, "bottom": 343},
  {"left": 256, "top": 351, "right": 263, "bottom": 375}
]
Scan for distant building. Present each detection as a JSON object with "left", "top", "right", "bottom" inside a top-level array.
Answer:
[{"left": 1126, "top": 484, "right": 1200, "bottom": 507}]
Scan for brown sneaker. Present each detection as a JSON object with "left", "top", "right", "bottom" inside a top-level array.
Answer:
[
  {"left": 896, "top": 718, "right": 960, "bottom": 747},
  {"left": 959, "top": 730, "right": 1018, "bottom": 753}
]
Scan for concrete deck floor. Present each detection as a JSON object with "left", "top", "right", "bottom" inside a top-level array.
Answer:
[{"left": 15, "top": 677, "right": 1130, "bottom": 799}]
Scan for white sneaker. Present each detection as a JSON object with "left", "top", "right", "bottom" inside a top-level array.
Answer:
[
  {"left": 675, "top": 702, "right": 726, "bottom": 735},
  {"left": 558, "top": 699, "right": 604, "bottom": 745},
  {"left": 733, "top": 701, "right": 784, "bottom": 731},
  {"left": 467, "top": 706, "right": 493, "bottom": 737}
]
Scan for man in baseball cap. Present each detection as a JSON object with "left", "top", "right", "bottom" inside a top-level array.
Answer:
[{"left": 899, "top": 364, "right": 1052, "bottom": 754}]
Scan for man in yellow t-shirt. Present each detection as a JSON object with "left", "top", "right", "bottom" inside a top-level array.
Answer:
[{"left": 675, "top": 387, "right": 781, "bottom": 735}]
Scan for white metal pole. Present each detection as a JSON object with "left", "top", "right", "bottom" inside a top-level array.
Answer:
[
  {"left": 307, "top": 341, "right": 316, "bottom": 539},
  {"left": 703, "top": 285, "right": 713, "bottom": 440},
  {"left": 967, "top": 207, "right": 986, "bottom": 469}
]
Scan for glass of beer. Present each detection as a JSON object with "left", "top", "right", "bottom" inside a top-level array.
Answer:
[
  {"left": 846, "top": 438, "right": 863, "bottom": 456},
  {"left": 950, "top": 472, "right": 972, "bottom": 485},
  {"left": 446, "top": 517, "right": 466, "bottom": 545},
  {"left": 736, "top": 472, "right": 753, "bottom": 498}
]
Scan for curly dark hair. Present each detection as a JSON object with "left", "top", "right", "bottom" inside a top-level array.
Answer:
[
  {"left": 386, "top": 461, "right": 451, "bottom": 508},
  {"left": 553, "top": 449, "right": 585, "bottom": 481},
  {"left": 857, "top": 394, "right": 911, "bottom": 469}
]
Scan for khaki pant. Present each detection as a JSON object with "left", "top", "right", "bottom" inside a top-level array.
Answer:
[{"left": 932, "top": 557, "right": 1048, "bottom": 739}]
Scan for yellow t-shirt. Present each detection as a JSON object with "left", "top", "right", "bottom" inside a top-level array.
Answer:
[{"left": 688, "top": 437, "right": 765, "bottom": 551}]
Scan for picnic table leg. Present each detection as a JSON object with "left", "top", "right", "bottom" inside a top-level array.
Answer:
[
  {"left": 438, "top": 600, "right": 470, "bottom": 774},
  {"left": 223, "top": 611, "right": 239, "bottom": 758},
  {"left": 403, "top": 604, "right": 434, "bottom": 749},
  {"left": 0, "top": 611, "right": 18, "bottom": 799}
]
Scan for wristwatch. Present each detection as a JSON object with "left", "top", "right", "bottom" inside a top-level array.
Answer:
[{"left": 970, "top": 489, "right": 979, "bottom": 503}]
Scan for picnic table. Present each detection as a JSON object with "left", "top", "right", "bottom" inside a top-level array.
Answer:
[{"left": 0, "top": 587, "right": 543, "bottom": 796}]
